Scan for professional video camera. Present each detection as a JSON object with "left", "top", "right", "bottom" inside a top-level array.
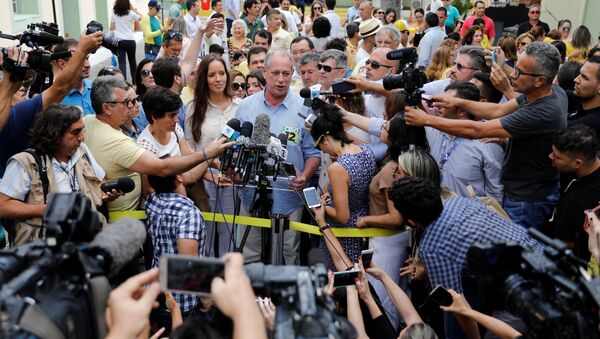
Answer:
[
  {"left": 85, "top": 21, "right": 120, "bottom": 54},
  {"left": 0, "top": 192, "right": 146, "bottom": 339},
  {"left": 464, "top": 228, "right": 600, "bottom": 339},
  {"left": 0, "top": 22, "right": 67, "bottom": 81},
  {"left": 382, "top": 47, "right": 428, "bottom": 106},
  {"left": 245, "top": 262, "right": 356, "bottom": 339}
]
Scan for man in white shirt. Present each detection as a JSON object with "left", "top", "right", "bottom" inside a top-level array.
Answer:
[
  {"left": 323, "top": 0, "right": 340, "bottom": 37},
  {"left": 184, "top": 0, "right": 201, "bottom": 38},
  {"left": 364, "top": 48, "right": 398, "bottom": 119},
  {"left": 416, "top": 12, "right": 446, "bottom": 68},
  {"left": 290, "top": 36, "right": 315, "bottom": 85},
  {"left": 261, "top": 0, "right": 299, "bottom": 36},
  {"left": 224, "top": 0, "right": 240, "bottom": 36}
]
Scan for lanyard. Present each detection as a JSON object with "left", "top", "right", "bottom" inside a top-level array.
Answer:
[
  {"left": 57, "top": 163, "right": 79, "bottom": 192},
  {"left": 439, "top": 135, "right": 463, "bottom": 171}
]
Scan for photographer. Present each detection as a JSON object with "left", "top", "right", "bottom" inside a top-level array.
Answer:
[{"left": 0, "top": 31, "right": 103, "bottom": 176}]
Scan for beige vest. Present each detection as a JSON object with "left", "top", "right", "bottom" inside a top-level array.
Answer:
[{"left": 10, "top": 147, "right": 104, "bottom": 245}]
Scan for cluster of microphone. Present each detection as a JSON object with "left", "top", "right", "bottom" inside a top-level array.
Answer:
[{"left": 218, "top": 114, "right": 291, "bottom": 185}]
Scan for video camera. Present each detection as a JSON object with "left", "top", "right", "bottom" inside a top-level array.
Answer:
[
  {"left": 464, "top": 228, "right": 600, "bottom": 339},
  {"left": 0, "top": 22, "right": 68, "bottom": 81},
  {"left": 85, "top": 21, "right": 121, "bottom": 55},
  {"left": 245, "top": 262, "right": 355, "bottom": 339},
  {"left": 0, "top": 192, "right": 146, "bottom": 339},
  {"left": 382, "top": 47, "right": 428, "bottom": 106}
]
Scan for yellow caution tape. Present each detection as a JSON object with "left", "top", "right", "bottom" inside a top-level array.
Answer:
[{"left": 108, "top": 210, "right": 401, "bottom": 238}]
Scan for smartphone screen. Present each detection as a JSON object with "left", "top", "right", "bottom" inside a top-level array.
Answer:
[
  {"left": 429, "top": 285, "right": 452, "bottom": 306},
  {"left": 303, "top": 187, "right": 321, "bottom": 208},
  {"left": 160, "top": 255, "right": 225, "bottom": 296},
  {"left": 361, "top": 249, "right": 374, "bottom": 268},
  {"left": 333, "top": 269, "right": 361, "bottom": 287}
]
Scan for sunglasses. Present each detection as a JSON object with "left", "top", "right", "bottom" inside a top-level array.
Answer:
[
  {"left": 233, "top": 82, "right": 247, "bottom": 90},
  {"left": 165, "top": 31, "right": 183, "bottom": 40},
  {"left": 314, "top": 131, "right": 329, "bottom": 149},
  {"left": 562, "top": 26, "right": 571, "bottom": 31},
  {"left": 313, "top": 6, "right": 322, "bottom": 10},
  {"left": 380, "top": 120, "right": 390, "bottom": 133},
  {"left": 529, "top": 10, "right": 540, "bottom": 14},
  {"left": 519, "top": 41, "right": 529, "bottom": 46},
  {"left": 377, "top": 11, "right": 384, "bottom": 14},
  {"left": 141, "top": 69, "right": 152, "bottom": 78},
  {"left": 318, "top": 63, "right": 344, "bottom": 72},
  {"left": 366, "top": 59, "right": 393, "bottom": 69},
  {"left": 453, "top": 62, "right": 478, "bottom": 72}
]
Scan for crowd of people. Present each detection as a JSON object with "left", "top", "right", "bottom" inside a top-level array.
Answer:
[{"left": 1, "top": 0, "right": 600, "bottom": 338}]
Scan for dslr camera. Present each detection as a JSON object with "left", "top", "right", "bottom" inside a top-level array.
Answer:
[
  {"left": 86, "top": 21, "right": 121, "bottom": 54},
  {"left": 382, "top": 47, "right": 428, "bottom": 106}
]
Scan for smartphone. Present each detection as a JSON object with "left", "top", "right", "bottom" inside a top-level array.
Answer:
[
  {"left": 303, "top": 187, "right": 321, "bottom": 208},
  {"left": 429, "top": 285, "right": 452, "bottom": 307},
  {"left": 159, "top": 254, "right": 225, "bottom": 296},
  {"left": 491, "top": 50, "right": 496, "bottom": 64},
  {"left": 361, "top": 249, "right": 374, "bottom": 269},
  {"left": 333, "top": 269, "right": 361, "bottom": 287}
]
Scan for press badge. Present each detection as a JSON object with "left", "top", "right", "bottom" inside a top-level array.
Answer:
[{"left": 284, "top": 126, "right": 300, "bottom": 145}]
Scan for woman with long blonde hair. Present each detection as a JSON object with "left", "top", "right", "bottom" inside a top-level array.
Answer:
[{"left": 425, "top": 45, "right": 454, "bottom": 81}]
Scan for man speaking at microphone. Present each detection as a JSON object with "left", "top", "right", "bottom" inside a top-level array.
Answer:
[{"left": 235, "top": 48, "right": 321, "bottom": 265}]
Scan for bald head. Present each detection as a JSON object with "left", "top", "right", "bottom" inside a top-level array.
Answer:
[{"left": 365, "top": 47, "right": 398, "bottom": 81}]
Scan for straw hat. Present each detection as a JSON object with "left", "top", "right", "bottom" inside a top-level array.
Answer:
[{"left": 359, "top": 18, "right": 381, "bottom": 38}]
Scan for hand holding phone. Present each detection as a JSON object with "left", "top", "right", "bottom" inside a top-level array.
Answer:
[
  {"left": 333, "top": 269, "right": 361, "bottom": 287},
  {"left": 303, "top": 187, "right": 321, "bottom": 208},
  {"left": 159, "top": 255, "right": 225, "bottom": 296},
  {"left": 360, "top": 249, "right": 374, "bottom": 269}
]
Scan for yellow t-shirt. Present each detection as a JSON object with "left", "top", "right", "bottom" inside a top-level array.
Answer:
[
  {"left": 236, "top": 59, "right": 250, "bottom": 76},
  {"left": 271, "top": 27, "right": 293, "bottom": 50},
  {"left": 480, "top": 34, "right": 491, "bottom": 49},
  {"left": 180, "top": 86, "right": 195, "bottom": 106},
  {"left": 83, "top": 115, "right": 145, "bottom": 211},
  {"left": 346, "top": 40, "right": 358, "bottom": 70}
]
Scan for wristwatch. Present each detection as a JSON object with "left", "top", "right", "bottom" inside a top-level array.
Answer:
[{"left": 319, "top": 224, "right": 331, "bottom": 232}]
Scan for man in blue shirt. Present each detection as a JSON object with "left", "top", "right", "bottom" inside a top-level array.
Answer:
[
  {"left": 0, "top": 33, "right": 103, "bottom": 176},
  {"left": 389, "top": 176, "right": 542, "bottom": 339},
  {"left": 54, "top": 39, "right": 95, "bottom": 115},
  {"left": 236, "top": 49, "right": 320, "bottom": 265}
]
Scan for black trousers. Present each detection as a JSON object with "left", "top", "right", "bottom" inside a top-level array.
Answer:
[{"left": 117, "top": 39, "right": 137, "bottom": 84}]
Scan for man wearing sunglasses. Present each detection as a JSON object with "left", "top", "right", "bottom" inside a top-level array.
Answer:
[
  {"left": 161, "top": 30, "right": 184, "bottom": 59},
  {"left": 317, "top": 49, "right": 347, "bottom": 93},
  {"left": 83, "top": 77, "right": 232, "bottom": 213},
  {"left": 364, "top": 48, "right": 398, "bottom": 119},
  {"left": 406, "top": 42, "right": 567, "bottom": 230},
  {"left": 516, "top": 4, "right": 550, "bottom": 37}
]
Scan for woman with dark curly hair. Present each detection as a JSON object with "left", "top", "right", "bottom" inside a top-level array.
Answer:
[
  {"left": 110, "top": 0, "right": 142, "bottom": 83},
  {"left": 310, "top": 16, "right": 331, "bottom": 52},
  {"left": 310, "top": 103, "right": 377, "bottom": 266}
]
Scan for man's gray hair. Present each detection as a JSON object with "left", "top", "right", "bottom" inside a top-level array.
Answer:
[
  {"left": 264, "top": 48, "right": 294, "bottom": 70},
  {"left": 457, "top": 45, "right": 489, "bottom": 73},
  {"left": 320, "top": 49, "right": 347, "bottom": 68},
  {"left": 376, "top": 26, "right": 401, "bottom": 42},
  {"left": 524, "top": 42, "right": 561, "bottom": 85},
  {"left": 91, "top": 75, "right": 130, "bottom": 114},
  {"left": 299, "top": 53, "right": 320, "bottom": 66}
]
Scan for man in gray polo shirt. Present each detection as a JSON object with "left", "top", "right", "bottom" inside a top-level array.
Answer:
[
  {"left": 406, "top": 42, "right": 567, "bottom": 229},
  {"left": 235, "top": 49, "right": 321, "bottom": 265}
]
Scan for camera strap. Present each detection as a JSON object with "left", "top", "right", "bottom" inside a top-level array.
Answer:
[
  {"left": 24, "top": 148, "right": 50, "bottom": 204},
  {"left": 18, "top": 303, "right": 65, "bottom": 339}
]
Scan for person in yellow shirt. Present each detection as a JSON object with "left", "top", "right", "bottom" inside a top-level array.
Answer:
[
  {"left": 266, "top": 9, "right": 293, "bottom": 49},
  {"left": 141, "top": 1, "right": 167, "bottom": 60},
  {"left": 569, "top": 25, "right": 592, "bottom": 62}
]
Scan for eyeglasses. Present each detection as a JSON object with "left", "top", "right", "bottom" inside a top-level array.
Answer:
[
  {"left": 232, "top": 82, "right": 247, "bottom": 90},
  {"left": 165, "top": 31, "right": 183, "bottom": 40},
  {"left": 519, "top": 41, "right": 529, "bottom": 46},
  {"left": 318, "top": 63, "right": 344, "bottom": 72},
  {"left": 453, "top": 62, "right": 478, "bottom": 72},
  {"left": 141, "top": 69, "right": 152, "bottom": 78},
  {"left": 513, "top": 65, "right": 545, "bottom": 78},
  {"left": 106, "top": 96, "right": 139, "bottom": 107},
  {"left": 365, "top": 59, "right": 393, "bottom": 69},
  {"left": 313, "top": 6, "right": 322, "bottom": 10}
]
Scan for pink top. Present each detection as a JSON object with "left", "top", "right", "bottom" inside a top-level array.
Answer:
[{"left": 460, "top": 15, "right": 495, "bottom": 38}]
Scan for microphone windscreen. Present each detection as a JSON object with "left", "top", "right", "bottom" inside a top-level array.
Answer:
[
  {"left": 251, "top": 114, "right": 271, "bottom": 145},
  {"left": 277, "top": 133, "right": 288, "bottom": 146},
  {"left": 89, "top": 218, "right": 146, "bottom": 277},
  {"left": 226, "top": 118, "right": 241, "bottom": 131},
  {"left": 100, "top": 177, "right": 135, "bottom": 194},
  {"left": 240, "top": 121, "right": 253, "bottom": 137},
  {"left": 299, "top": 88, "right": 311, "bottom": 99}
]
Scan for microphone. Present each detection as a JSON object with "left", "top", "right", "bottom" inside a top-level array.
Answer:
[
  {"left": 386, "top": 47, "right": 418, "bottom": 61},
  {"left": 220, "top": 118, "right": 241, "bottom": 141},
  {"left": 299, "top": 81, "right": 357, "bottom": 99},
  {"left": 100, "top": 177, "right": 135, "bottom": 193},
  {"left": 234, "top": 121, "right": 253, "bottom": 174},
  {"left": 219, "top": 118, "right": 242, "bottom": 173},
  {"left": 271, "top": 133, "right": 289, "bottom": 181},
  {"left": 86, "top": 218, "right": 147, "bottom": 278},
  {"left": 251, "top": 114, "right": 271, "bottom": 146}
]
